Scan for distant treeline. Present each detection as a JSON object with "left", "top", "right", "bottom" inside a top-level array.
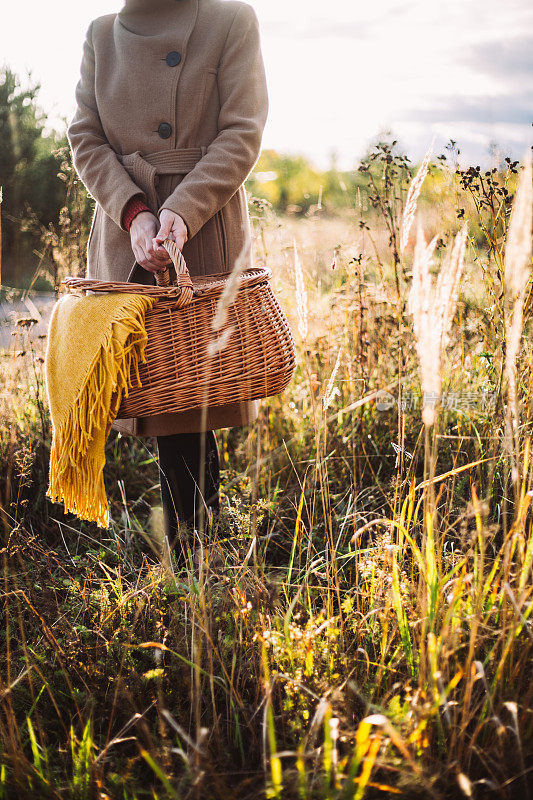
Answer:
[{"left": 248, "top": 150, "right": 365, "bottom": 215}]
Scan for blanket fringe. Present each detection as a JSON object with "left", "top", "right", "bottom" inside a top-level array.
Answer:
[{"left": 47, "top": 303, "right": 151, "bottom": 528}]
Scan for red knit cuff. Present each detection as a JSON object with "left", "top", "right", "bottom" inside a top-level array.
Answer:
[{"left": 122, "top": 197, "right": 152, "bottom": 232}]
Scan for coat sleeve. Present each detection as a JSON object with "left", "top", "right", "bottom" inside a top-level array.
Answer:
[
  {"left": 67, "top": 22, "right": 145, "bottom": 229},
  {"left": 160, "top": 4, "right": 269, "bottom": 239}
]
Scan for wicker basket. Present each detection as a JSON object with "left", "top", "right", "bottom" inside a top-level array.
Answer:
[{"left": 63, "top": 239, "right": 296, "bottom": 418}]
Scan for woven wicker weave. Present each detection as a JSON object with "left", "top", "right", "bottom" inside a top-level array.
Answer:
[{"left": 63, "top": 240, "right": 295, "bottom": 418}]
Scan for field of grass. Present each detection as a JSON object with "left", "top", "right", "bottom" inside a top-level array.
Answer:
[{"left": 0, "top": 145, "right": 532, "bottom": 799}]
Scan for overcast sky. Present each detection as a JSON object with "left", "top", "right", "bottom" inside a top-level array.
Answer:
[{"left": 1, "top": 0, "right": 531, "bottom": 168}]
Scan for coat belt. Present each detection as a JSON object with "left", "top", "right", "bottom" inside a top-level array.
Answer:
[{"left": 120, "top": 147, "right": 207, "bottom": 212}]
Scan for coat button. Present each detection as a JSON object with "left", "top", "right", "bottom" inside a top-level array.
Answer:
[
  {"left": 166, "top": 51, "right": 182, "bottom": 67},
  {"left": 158, "top": 122, "right": 172, "bottom": 139}
]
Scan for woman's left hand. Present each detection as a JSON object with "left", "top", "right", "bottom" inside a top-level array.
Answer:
[{"left": 154, "top": 209, "right": 188, "bottom": 255}]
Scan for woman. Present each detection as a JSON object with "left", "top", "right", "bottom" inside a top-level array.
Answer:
[{"left": 68, "top": 0, "right": 268, "bottom": 553}]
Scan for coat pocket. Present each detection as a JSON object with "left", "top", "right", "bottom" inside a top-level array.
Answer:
[{"left": 197, "top": 68, "right": 219, "bottom": 123}]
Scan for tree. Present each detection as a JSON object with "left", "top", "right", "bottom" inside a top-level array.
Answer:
[{"left": 0, "top": 68, "right": 66, "bottom": 286}]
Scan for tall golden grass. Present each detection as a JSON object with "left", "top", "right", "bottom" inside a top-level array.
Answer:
[{"left": 0, "top": 147, "right": 531, "bottom": 799}]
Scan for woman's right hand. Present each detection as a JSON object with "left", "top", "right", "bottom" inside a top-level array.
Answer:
[{"left": 130, "top": 211, "right": 172, "bottom": 273}]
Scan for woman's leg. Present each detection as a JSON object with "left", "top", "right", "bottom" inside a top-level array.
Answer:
[{"left": 156, "top": 431, "right": 220, "bottom": 554}]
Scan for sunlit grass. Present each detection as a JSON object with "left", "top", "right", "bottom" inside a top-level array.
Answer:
[{"left": 0, "top": 146, "right": 531, "bottom": 799}]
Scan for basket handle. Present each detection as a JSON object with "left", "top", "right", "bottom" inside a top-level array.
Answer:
[
  {"left": 155, "top": 239, "right": 189, "bottom": 288},
  {"left": 61, "top": 237, "right": 193, "bottom": 304}
]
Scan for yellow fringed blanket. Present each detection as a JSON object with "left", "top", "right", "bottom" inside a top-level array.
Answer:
[{"left": 45, "top": 292, "right": 156, "bottom": 528}]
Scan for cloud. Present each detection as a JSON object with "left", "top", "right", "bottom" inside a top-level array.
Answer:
[
  {"left": 462, "top": 35, "right": 533, "bottom": 84},
  {"left": 261, "top": 1, "right": 416, "bottom": 40},
  {"left": 261, "top": 19, "right": 374, "bottom": 39},
  {"left": 391, "top": 120, "right": 529, "bottom": 168},
  {"left": 301, "top": 1, "right": 417, "bottom": 38},
  {"left": 395, "top": 92, "right": 533, "bottom": 126},
  {"left": 299, "top": 20, "right": 374, "bottom": 39}
]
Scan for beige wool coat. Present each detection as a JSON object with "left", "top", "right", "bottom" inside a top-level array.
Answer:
[{"left": 67, "top": 0, "right": 269, "bottom": 436}]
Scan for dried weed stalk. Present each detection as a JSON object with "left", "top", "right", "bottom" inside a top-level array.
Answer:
[
  {"left": 409, "top": 223, "right": 467, "bottom": 425},
  {"left": 209, "top": 238, "right": 251, "bottom": 357},
  {"left": 211, "top": 238, "right": 251, "bottom": 333},
  {"left": 323, "top": 348, "right": 342, "bottom": 411},
  {"left": 293, "top": 241, "right": 308, "bottom": 340},
  {"left": 503, "top": 153, "right": 533, "bottom": 482},
  {"left": 400, "top": 143, "right": 433, "bottom": 254}
]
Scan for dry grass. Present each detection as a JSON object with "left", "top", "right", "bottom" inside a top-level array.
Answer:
[{"left": 0, "top": 150, "right": 532, "bottom": 799}]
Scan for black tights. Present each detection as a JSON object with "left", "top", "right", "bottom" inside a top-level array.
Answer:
[{"left": 157, "top": 431, "right": 220, "bottom": 552}]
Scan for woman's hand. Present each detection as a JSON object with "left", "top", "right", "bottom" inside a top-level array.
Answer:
[
  {"left": 154, "top": 209, "right": 188, "bottom": 255},
  {"left": 130, "top": 211, "right": 172, "bottom": 273}
]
